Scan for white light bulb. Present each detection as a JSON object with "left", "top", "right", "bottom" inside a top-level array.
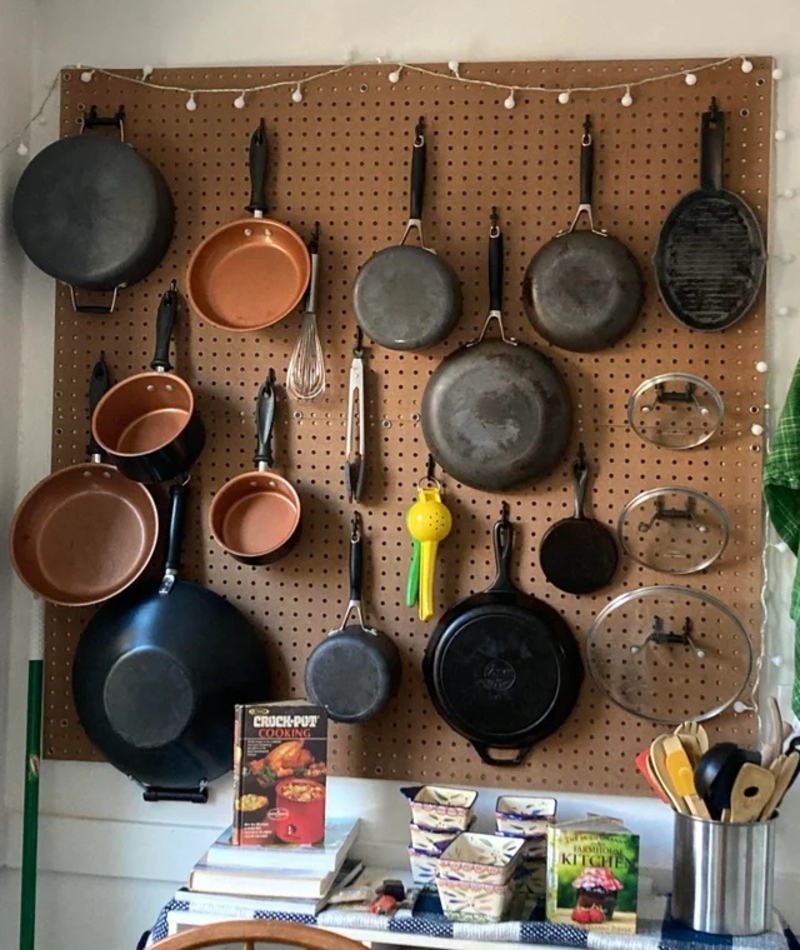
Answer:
[
  {"left": 448, "top": 60, "right": 460, "bottom": 76},
  {"left": 756, "top": 360, "right": 768, "bottom": 373},
  {"left": 776, "top": 540, "right": 790, "bottom": 553},
  {"left": 781, "top": 252, "right": 796, "bottom": 264},
  {"left": 141, "top": 65, "right": 154, "bottom": 81},
  {"left": 778, "top": 306, "right": 790, "bottom": 317},
  {"left": 185, "top": 93, "right": 197, "bottom": 112},
  {"left": 775, "top": 129, "right": 787, "bottom": 142},
  {"left": 772, "top": 67, "right": 784, "bottom": 81},
  {"left": 504, "top": 90, "right": 516, "bottom": 110},
  {"left": 16, "top": 141, "right": 28, "bottom": 156},
  {"left": 388, "top": 68, "right": 402, "bottom": 84},
  {"left": 621, "top": 88, "right": 634, "bottom": 107},
  {"left": 234, "top": 93, "right": 246, "bottom": 110},
  {"left": 741, "top": 58, "right": 754, "bottom": 73},
  {"left": 558, "top": 91, "right": 570, "bottom": 105},
  {"left": 751, "top": 423, "right": 764, "bottom": 436},
  {"left": 685, "top": 73, "right": 697, "bottom": 86},
  {"left": 733, "top": 701, "right": 751, "bottom": 714},
  {"left": 291, "top": 85, "right": 303, "bottom": 103},
  {"left": 80, "top": 70, "right": 94, "bottom": 83},
  {"left": 770, "top": 655, "right": 784, "bottom": 667},
  {"left": 781, "top": 188, "right": 796, "bottom": 199}
]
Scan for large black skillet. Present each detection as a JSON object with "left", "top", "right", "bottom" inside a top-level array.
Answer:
[{"left": 423, "top": 505, "right": 584, "bottom": 766}]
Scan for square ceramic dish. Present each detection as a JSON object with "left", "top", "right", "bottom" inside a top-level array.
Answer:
[
  {"left": 407, "top": 846, "right": 439, "bottom": 885},
  {"left": 409, "top": 815, "right": 474, "bottom": 854},
  {"left": 401, "top": 785, "right": 478, "bottom": 832},
  {"left": 437, "top": 832, "right": 525, "bottom": 885},
  {"left": 494, "top": 796, "right": 557, "bottom": 838},
  {"left": 436, "top": 876, "right": 515, "bottom": 923}
]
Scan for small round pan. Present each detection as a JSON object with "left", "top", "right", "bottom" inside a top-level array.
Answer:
[
  {"left": 353, "top": 118, "right": 461, "bottom": 350},
  {"left": 539, "top": 446, "right": 618, "bottom": 595},
  {"left": 10, "top": 357, "right": 158, "bottom": 606},
  {"left": 522, "top": 116, "right": 643, "bottom": 352},
  {"left": 654, "top": 98, "right": 766, "bottom": 332},
  {"left": 305, "top": 513, "right": 400, "bottom": 723},
  {"left": 186, "top": 119, "right": 310, "bottom": 332},
  {"left": 209, "top": 370, "right": 301, "bottom": 565},
  {"left": 92, "top": 281, "right": 205, "bottom": 483}
]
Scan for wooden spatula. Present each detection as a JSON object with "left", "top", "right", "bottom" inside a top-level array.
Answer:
[
  {"left": 759, "top": 751, "right": 799, "bottom": 820},
  {"left": 650, "top": 737, "right": 689, "bottom": 813},
  {"left": 662, "top": 734, "right": 697, "bottom": 797},
  {"left": 729, "top": 763, "right": 776, "bottom": 823}
]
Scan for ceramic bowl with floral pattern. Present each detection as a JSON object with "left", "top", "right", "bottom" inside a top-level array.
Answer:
[
  {"left": 494, "top": 795, "right": 557, "bottom": 838},
  {"left": 436, "top": 876, "right": 515, "bottom": 923},
  {"left": 400, "top": 785, "right": 478, "bottom": 832},
  {"left": 407, "top": 846, "right": 439, "bottom": 885},
  {"left": 409, "top": 816, "right": 474, "bottom": 854},
  {"left": 436, "top": 832, "right": 525, "bottom": 885}
]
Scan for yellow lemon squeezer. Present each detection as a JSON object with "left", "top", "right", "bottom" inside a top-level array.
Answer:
[{"left": 405, "top": 477, "right": 453, "bottom": 622}]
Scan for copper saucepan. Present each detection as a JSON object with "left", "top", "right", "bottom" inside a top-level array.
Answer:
[
  {"left": 185, "top": 119, "right": 310, "bottom": 332},
  {"left": 209, "top": 370, "right": 301, "bottom": 565},
  {"left": 9, "top": 356, "right": 159, "bottom": 606}
]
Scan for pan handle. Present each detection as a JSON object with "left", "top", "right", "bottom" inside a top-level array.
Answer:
[
  {"left": 161, "top": 481, "right": 188, "bottom": 592},
  {"left": 254, "top": 370, "right": 276, "bottom": 470},
  {"left": 409, "top": 118, "right": 426, "bottom": 223},
  {"left": 336, "top": 513, "right": 366, "bottom": 631},
  {"left": 86, "top": 355, "right": 110, "bottom": 460},
  {"left": 571, "top": 445, "right": 589, "bottom": 520},
  {"left": 245, "top": 118, "right": 269, "bottom": 217},
  {"left": 471, "top": 742, "right": 534, "bottom": 767},
  {"left": 485, "top": 507, "right": 516, "bottom": 596},
  {"left": 141, "top": 785, "right": 209, "bottom": 804},
  {"left": 488, "top": 211, "right": 503, "bottom": 314},
  {"left": 700, "top": 98, "right": 724, "bottom": 192},
  {"left": 151, "top": 280, "right": 177, "bottom": 373},
  {"left": 567, "top": 116, "right": 600, "bottom": 234}
]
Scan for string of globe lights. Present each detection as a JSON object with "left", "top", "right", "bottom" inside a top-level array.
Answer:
[{"left": 0, "top": 53, "right": 786, "bottom": 159}]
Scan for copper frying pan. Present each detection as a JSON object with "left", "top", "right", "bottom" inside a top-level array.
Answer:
[
  {"left": 185, "top": 119, "right": 310, "bottom": 332},
  {"left": 9, "top": 357, "right": 159, "bottom": 606}
]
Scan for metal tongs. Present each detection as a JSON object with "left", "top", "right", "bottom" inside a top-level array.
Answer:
[{"left": 345, "top": 328, "right": 366, "bottom": 502}]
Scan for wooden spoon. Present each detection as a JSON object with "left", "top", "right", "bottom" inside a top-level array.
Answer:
[
  {"left": 729, "top": 763, "right": 776, "bottom": 823},
  {"left": 760, "top": 751, "right": 799, "bottom": 820},
  {"left": 650, "top": 737, "right": 689, "bottom": 813}
]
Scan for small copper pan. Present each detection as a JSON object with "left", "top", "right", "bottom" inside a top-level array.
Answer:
[
  {"left": 9, "top": 357, "right": 159, "bottom": 606},
  {"left": 185, "top": 119, "right": 310, "bottom": 332},
  {"left": 209, "top": 370, "right": 301, "bottom": 565}
]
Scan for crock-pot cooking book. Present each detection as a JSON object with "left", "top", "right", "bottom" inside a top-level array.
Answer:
[{"left": 233, "top": 701, "right": 328, "bottom": 846}]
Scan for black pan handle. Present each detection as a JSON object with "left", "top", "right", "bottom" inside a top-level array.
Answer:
[
  {"left": 164, "top": 481, "right": 188, "bottom": 578},
  {"left": 86, "top": 355, "right": 110, "bottom": 458},
  {"left": 485, "top": 507, "right": 516, "bottom": 596},
  {"left": 700, "top": 98, "right": 724, "bottom": 192},
  {"left": 254, "top": 370, "right": 276, "bottom": 469},
  {"left": 151, "top": 280, "right": 177, "bottom": 372},
  {"left": 572, "top": 447, "right": 589, "bottom": 520},
  {"left": 350, "top": 514, "right": 363, "bottom": 603},
  {"left": 488, "top": 210, "right": 503, "bottom": 313},
  {"left": 471, "top": 742, "right": 535, "bottom": 767},
  {"left": 579, "top": 116, "right": 594, "bottom": 207},
  {"left": 409, "top": 117, "right": 426, "bottom": 220},
  {"left": 142, "top": 785, "right": 209, "bottom": 803},
  {"left": 245, "top": 118, "right": 269, "bottom": 216}
]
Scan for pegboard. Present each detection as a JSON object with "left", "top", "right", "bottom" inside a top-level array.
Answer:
[{"left": 43, "top": 58, "right": 772, "bottom": 796}]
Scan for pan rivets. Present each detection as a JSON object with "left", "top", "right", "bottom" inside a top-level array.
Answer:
[
  {"left": 102, "top": 471, "right": 111, "bottom": 478},
  {"left": 165, "top": 384, "right": 174, "bottom": 392},
  {"left": 83, "top": 471, "right": 91, "bottom": 478},
  {"left": 293, "top": 410, "right": 303, "bottom": 420},
  {"left": 263, "top": 228, "right": 272, "bottom": 239},
  {"left": 146, "top": 384, "right": 155, "bottom": 392},
  {"left": 381, "top": 419, "right": 392, "bottom": 429},
  {"left": 249, "top": 480, "right": 258, "bottom": 487},
  {"left": 244, "top": 228, "right": 253, "bottom": 236}
]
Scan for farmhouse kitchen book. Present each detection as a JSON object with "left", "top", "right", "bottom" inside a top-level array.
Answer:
[{"left": 233, "top": 700, "right": 328, "bottom": 846}]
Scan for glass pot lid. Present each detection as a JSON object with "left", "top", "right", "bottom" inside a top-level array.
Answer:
[
  {"left": 627, "top": 373, "right": 724, "bottom": 449},
  {"left": 617, "top": 487, "right": 730, "bottom": 574},
  {"left": 586, "top": 586, "right": 752, "bottom": 724}
]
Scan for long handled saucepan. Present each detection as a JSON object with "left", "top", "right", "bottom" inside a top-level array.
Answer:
[
  {"left": 421, "top": 210, "right": 572, "bottom": 492},
  {"left": 305, "top": 512, "right": 400, "bottom": 723},
  {"left": 91, "top": 281, "right": 205, "bottom": 483},
  {"left": 653, "top": 98, "right": 766, "bottom": 332},
  {"left": 72, "top": 481, "right": 271, "bottom": 801},
  {"left": 9, "top": 356, "right": 159, "bottom": 606},
  {"left": 522, "top": 116, "right": 644, "bottom": 352},
  {"left": 186, "top": 119, "right": 310, "bottom": 332},
  {"left": 353, "top": 117, "right": 462, "bottom": 350},
  {"left": 209, "top": 370, "right": 302, "bottom": 565},
  {"left": 423, "top": 504, "right": 584, "bottom": 766}
]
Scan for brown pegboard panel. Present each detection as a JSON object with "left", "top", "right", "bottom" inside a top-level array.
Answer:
[{"left": 43, "top": 58, "right": 772, "bottom": 795}]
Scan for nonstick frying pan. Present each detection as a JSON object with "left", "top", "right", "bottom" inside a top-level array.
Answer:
[
  {"left": 522, "top": 116, "right": 644, "bottom": 352},
  {"left": 12, "top": 105, "right": 174, "bottom": 314},
  {"left": 421, "top": 210, "right": 572, "bottom": 492},
  {"left": 209, "top": 370, "right": 302, "bottom": 565},
  {"left": 653, "top": 98, "right": 766, "bottom": 332},
  {"left": 539, "top": 444, "right": 618, "bottom": 595},
  {"left": 304, "top": 513, "right": 400, "bottom": 723},
  {"left": 423, "top": 505, "right": 583, "bottom": 766},
  {"left": 72, "top": 481, "right": 270, "bottom": 801},
  {"left": 91, "top": 281, "right": 205, "bottom": 483},
  {"left": 353, "top": 117, "right": 461, "bottom": 350},
  {"left": 9, "top": 356, "right": 159, "bottom": 606},
  {"left": 186, "top": 119, "right": 310, "bottom": 332}
]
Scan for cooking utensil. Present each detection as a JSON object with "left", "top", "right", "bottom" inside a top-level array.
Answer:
[
  {"left": 406, "top": 477, "right": 452, "bottom": 622},
  {"left": 421, "top": 210, "right": 572, "bottom": 492},
  {"left": 91, "top": 282, "right": 205, "bottom": 483},
  {"left": 522, "top": 116, "right": 644, "bottom": 352},
  {"left": 673, "top": 722, "right": 703, "bottom": 768},
  {"left": 10, "top": 357, "right": 159, "bottom": 606},
  {"left": 693, "top": 742, "right": 761, "bottom": 819},
  {"left": 209, "top": 370, "right": 302, "bottom": 565},
  {"left": 627, "top": 373, "right": 724, "bottom": 450},
  {"left": 760, "top": 751, "right": 799, "bottom": 820},
  {"left": 649, "top": 736, "right": 689, "bottom": 813},
  {"left": 539, "top": 444, "right": 618, "bottom": 594},
  {"left": 353, "top": 117, "right": 461, "bottom": 350},
  {"left": 729, "top": 763, "right": 775, "bottom": 823},
  {"left": 654, "top": 98, "right": 766, "bottom": 332},
  {"left": 305, "top": 513, "right": 400, "bottom": 723},
  {"left": 635, "top": 748, "right": 669, "bottom": 803},
  {"left": 344, "top": 329, "right": 366, "bottom": 503},
  {"left": 662, "top": 734, "right": 697, "bottom": 797},
  {"left": 286, "top": 225, "right": 325, "bottom": 401},
  {"left": 72, "top": 481, "right": 270, "bottom": 800},
  {"left": 617, "top": 486, "right": 729, "bottom": 574},
  {"left": 684, "top": 794, "right": 712, "bottom": 820},
  {"left": 760, "top": 697, "right": 784, "bottom": 770},
  {"left": 423, "top": 504, "right": 584, "bottom": 766},
  {"left": 586, "top": 586, "right": 753, "bottom": 724},
  {"left": 186, "top": 119, "right": 310, "bottom": 332},
  {"left": 12, "top": 105, "right": 174, "bottom": 313}
]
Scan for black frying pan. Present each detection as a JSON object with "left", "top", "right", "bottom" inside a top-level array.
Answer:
[
  {"left": 353, "top": 118, "right": 462, "bottom": 350},
  {"left": 305, "top": 513, "right": 400, "bottom": 722},
  {"left": 653, "top": 98, "right": 766, "bottom": 332},
  {"left": 421, "top": 210, "right": 572, "bottom": 492},
  {"left": 423, "top": 505, "right": 584, "bottom": 767},
  {"left": 72, "top": 482, "right": 270, "bottom": 802},
  {"left": 539, "top": 445, "right": 618, "bottom": 595},
  {"left": 522, "top": 116, "right": 643, "bottom": 352}
]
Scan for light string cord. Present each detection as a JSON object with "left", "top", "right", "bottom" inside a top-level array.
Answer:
[{"left": 0, "top": 73, "right": 60, "bottom": 158}]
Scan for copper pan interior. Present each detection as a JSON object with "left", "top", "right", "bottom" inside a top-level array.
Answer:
[
  {"left": 209, "top": 471, "right": 301, "bottom": 557},
  {"left": 9, "top": 463, "right": 159, "bottom": 606},
  {"left": 92, "top": 372, "right": 193, "bottom": 456},
  {"left": 186, "top": 218, "right": 310, "bottom": 331}
]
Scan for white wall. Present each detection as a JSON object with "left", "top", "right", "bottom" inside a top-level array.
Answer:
[{"left": 2, "top": 2, "right": 800, "bottom": 948}]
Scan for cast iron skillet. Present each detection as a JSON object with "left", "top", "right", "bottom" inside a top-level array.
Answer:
[
  {"left": 423, "top": 505, "right": 584, "bottom": 766},
  {"left": 653, "top": 98, "right": 766, "bottom": 332},
  {"left": 72, "top": 481, "right": 270, "bottom": 802},
  {"left": 421, "top": 210, "right": 572, "bottom": 492}
]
